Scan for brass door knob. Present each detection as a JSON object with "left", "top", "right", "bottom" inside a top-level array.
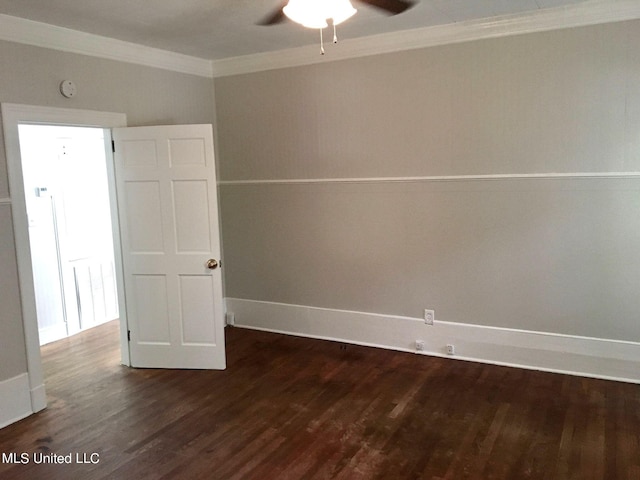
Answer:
[{"left": 206, "top": 259, "right": 219, "bottom": 270}]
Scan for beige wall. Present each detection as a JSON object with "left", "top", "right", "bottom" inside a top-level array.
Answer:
[
  {"left": 0, "top": 205, "right": 26, "bottom": 379},
  {"left": 0, "top": 40, "right": 215, "bottom": 382},
  {"left": 3, "top": 18, "right": 640, "bottom": 386},
  {"left": 216, "top": 22, "right": 640, "bottom": 180},
  {"left": 215, "top": 21, "right": 640, "bottom": 341}
]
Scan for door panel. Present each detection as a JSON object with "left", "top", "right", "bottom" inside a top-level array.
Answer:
[
  {"left": 113, "top": 124, "right": 225, "bottom": 369},
  {"left": 133, "top": 274, "right": 171, "bottom": 344},
  {"left": 179, "top": 275, "right": 217, "bottom": 344},
  {"left": 173, "top": 180, "right": 212, "bottom": 252},
  {"left": 124, "top": 181, "right": 164, "bottom": 252}
]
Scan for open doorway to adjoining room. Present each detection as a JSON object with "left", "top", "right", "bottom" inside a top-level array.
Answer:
[{"left": 18, "top": 124, "right": 119, "bottom": 346}]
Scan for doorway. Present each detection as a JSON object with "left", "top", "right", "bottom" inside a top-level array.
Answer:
[
  {"left": 4, "top": 104, "right": 225, "bottom": 419},
  {"left": 18, "top": 125, "right": 119, "bottom": 345},
  {"left": 2, "top": 103, "right": 129, "bottom": 413}
]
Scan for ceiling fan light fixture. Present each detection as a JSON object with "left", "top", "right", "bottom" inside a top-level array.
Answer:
[
  {"left": 330, "top": 0, "right": 358, "bottom": 25},
  {"left": 283, "top": 0, "right": 357, "bottom": 29}
]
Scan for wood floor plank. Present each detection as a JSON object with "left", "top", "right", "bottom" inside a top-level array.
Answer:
[{"left": 1, "top": 321, "right": 639, "bottom": 479}]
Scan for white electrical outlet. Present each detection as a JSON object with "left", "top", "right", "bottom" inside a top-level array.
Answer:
[
  {"left": 446, "top": 344, "right": 455, "bottom": 355},
  {"left": 415, "top": 340, "right": 425, "bottom": 351},
  {"left": 424, "top": 309, "right": 434, "bottom": 325}
]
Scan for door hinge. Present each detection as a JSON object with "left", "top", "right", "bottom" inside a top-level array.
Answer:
[
  {"left": 127, "top": 330, "right": 131, "bottom": 342},
  {"left": 111, "top": 139, "right": 116, "bottom": 153}
]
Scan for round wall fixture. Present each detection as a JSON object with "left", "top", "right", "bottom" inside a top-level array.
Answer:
[{"left": 59, "top": 80, "right": 77, "bottom": 98}]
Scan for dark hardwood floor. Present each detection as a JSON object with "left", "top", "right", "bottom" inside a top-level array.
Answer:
[{"left": 0, "top": 321, "right": 639, "bottom": 479}]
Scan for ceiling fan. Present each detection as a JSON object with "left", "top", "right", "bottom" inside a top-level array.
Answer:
[{"left": 259, "top": 0, "right": 416, "bottom": 27}]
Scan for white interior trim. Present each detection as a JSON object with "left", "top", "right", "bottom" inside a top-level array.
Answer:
[
  {"left": 38, "top": 323, "right": 69, "bottom": 346},
  {"left": 0, "top": 374, "right": 32, "bottom": 429},
  {"left": 226, "top": 297, "right": 640, "bottom": 384},
  {"left": 0, "top": 14, "right": 213, "bottom": 78},
  {"left": 211, "top": 0, "right": 640, "bottom": 77},
  {"left": 102, "top": 132, "right": 131, "bottom": 368},
  {"left": 219, "top": 172, "right": 640, "bottom": 186},
  {"left": 1, "top": 103, "right": 129, "bottom": 416},
  {"left": 2, "top": 1, "right": 640, "bottom": 79}
]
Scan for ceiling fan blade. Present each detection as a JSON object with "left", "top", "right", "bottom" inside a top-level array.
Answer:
[
  {"left": 257, "top": 2, "right": 288, "bottom": 26},
  {"left": 358, "top": 0, "right": 415, "bottom": 15}
]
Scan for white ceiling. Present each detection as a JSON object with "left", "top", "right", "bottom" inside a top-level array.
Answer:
[{"left": 0, "top": 0, "right": 590, "bottom": 61}]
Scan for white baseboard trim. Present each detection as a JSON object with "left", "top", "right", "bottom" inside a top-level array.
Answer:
[
  {"left": 225, "top": 298, "right": 640, "bottom": 384},
  {"left": 38, "top": 324, "right": 68, "bottom": 346},
  {"left": 0, "top": 373, "right": 33, "bottom": 429},
  {"left": 30, "top": 383, "right": 46, "bottom": 413}
]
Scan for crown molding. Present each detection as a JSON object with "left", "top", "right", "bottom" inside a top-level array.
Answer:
[
  {"left": 0, "top": 14, "right": 214, "bottom": 78},
  {"left": 1, "top": 1, "right": 639, "bottom": 80},
  {"left": 211, "top": 0, "right": 640, "bottom": 77}
]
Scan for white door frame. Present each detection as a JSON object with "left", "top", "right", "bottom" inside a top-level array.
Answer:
[{"left": 2, "top": 103, "right": 129, "bottom": 413}]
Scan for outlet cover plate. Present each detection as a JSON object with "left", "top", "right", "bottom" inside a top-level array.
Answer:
[{"left": 424, "top": 309, "right": 434, "bottom": 325}]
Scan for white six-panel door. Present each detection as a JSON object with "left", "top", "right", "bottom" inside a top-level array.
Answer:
[{"left": 112, "top": 124, "right": 225, "bottom": 369}]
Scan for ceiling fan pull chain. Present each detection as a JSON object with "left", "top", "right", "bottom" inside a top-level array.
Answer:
[
  {"left": 320, "top": 28, "right": 325, "bottom": 55},
  {"left": 333, "top": 24, "right": 338, "bottom": 43}
]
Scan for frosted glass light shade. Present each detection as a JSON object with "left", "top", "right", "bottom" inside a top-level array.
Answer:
[
  {"left": 329, "top": 0, "right": 358, "bottom": 25},
  {"left": 283, "top": 0, "right": 357, "bottom": 29}
]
